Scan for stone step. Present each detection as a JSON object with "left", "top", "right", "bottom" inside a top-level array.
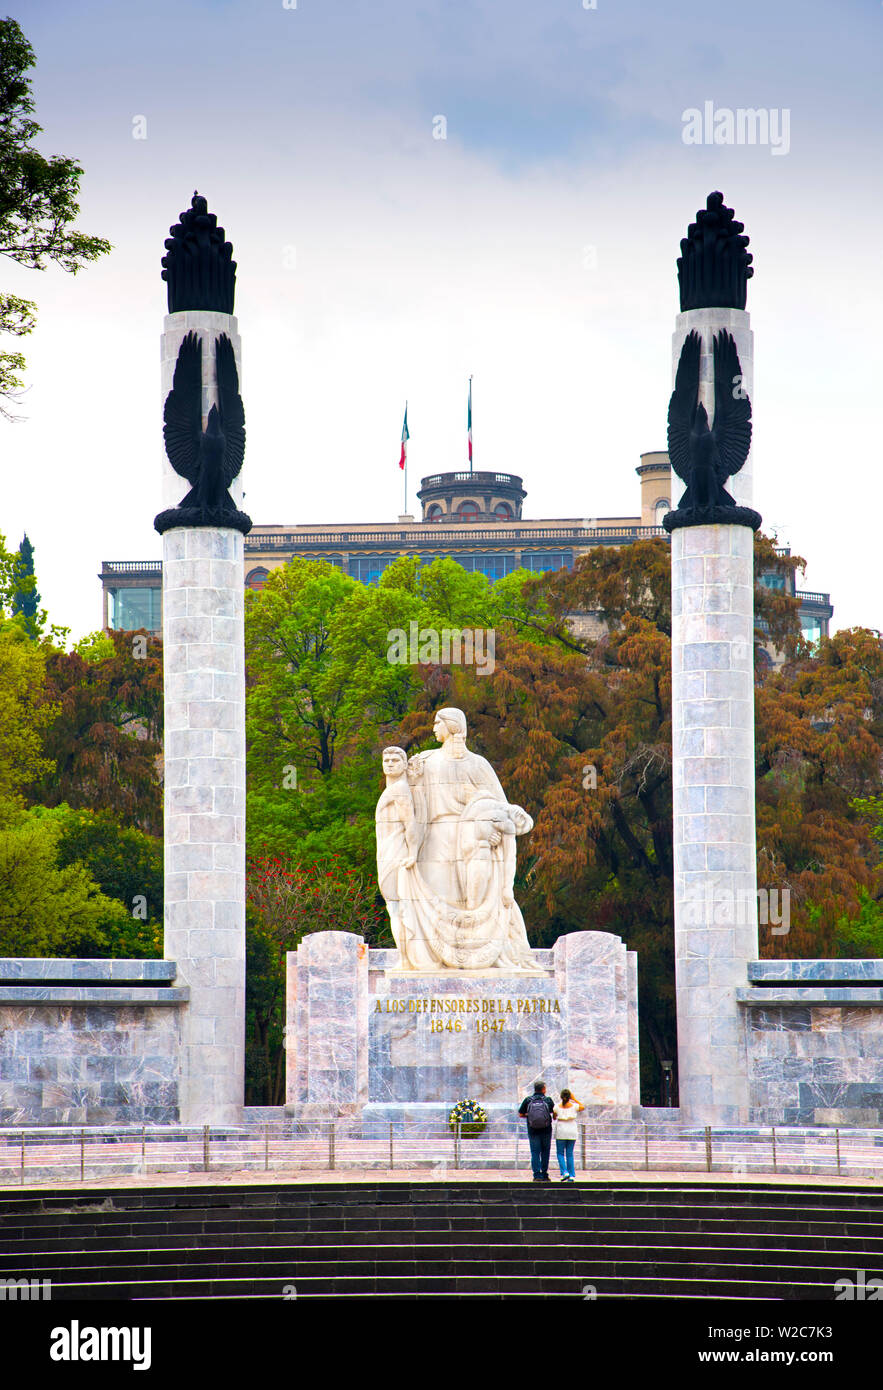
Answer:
[
  {"left": 4, "top": 1242, "right": 880, "bottom": 1279},
  {"left": 4, "top": 1224, "right": 882, "bottom": 1255},
  {"left": 1, "top": 1180, "right": 879, "bottom": 1211},
  {"left": 42, "top": 1271, "right": 834, "bottom": 1299},
  {"left": 3, "top": 1181, "right": 880, "bottom": 1300},
  {"left": 2, "top": 1211, "right": 882, "bottom": 1242}
]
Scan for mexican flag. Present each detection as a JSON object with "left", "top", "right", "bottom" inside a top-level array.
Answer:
[
  {"left": 399, "top": 404, "right": 409, "bottom": 470},
  {"left": 467, "top": 377, "right": 473, "bottom": 467}
]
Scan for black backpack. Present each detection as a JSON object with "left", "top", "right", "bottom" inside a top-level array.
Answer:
[{"left": 526, "top": 1094, "right": 551, "bottom": 1131}]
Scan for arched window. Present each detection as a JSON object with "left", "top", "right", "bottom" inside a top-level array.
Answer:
[
  {"left": 425, "top": 505, "right": 444, "bottom": 523},
  {"left": 245, "top": 567, "right": 270, "bottom": 592},
  {"left": 654, "top": 499, "right": 670, "bottom": 526},
  {"left": 456, "top": 500, "right": 480, "bottom": 523},
  {"left": 493, "top": 502, "right": 513, "bottom": 521}
]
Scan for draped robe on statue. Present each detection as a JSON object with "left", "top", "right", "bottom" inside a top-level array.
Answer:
[{"left": 378, "top": 742, "right": 539, "bottom": 972}]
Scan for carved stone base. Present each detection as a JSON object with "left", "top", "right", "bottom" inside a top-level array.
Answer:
[
  {"left": 154, "top": 506, "right": 252, "bottom": 536},
  {"left": 285, "top": 930, "right": 641, "bottom": 1121},
  {"left": 663, "top": 505, "right": 761, "bottom": 533}
]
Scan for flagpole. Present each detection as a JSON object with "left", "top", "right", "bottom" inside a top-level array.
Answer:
[
  {"left": 403, "top": 400, "right": 408, "bottom": 515},
  {"left": 468, "top": 375, "right": 473, "bottom": 475}
]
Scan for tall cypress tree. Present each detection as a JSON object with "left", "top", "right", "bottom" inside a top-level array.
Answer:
[{"left": 11, "top": 532, "right": 40, "bottom": 637}]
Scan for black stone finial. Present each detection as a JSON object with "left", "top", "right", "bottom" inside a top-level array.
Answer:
[
  {"left": 161, "top": 191, "right": 236, "bottom": 314},
  {"left": 677, "top": 191, "right": 753, "bottom": 312}
]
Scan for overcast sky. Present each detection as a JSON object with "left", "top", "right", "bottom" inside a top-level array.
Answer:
[{"left": 3, "top": 0, "right": 881, "bottom": 639}]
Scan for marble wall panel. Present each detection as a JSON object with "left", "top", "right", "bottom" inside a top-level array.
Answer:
[
  {"left": 0, "top": 1001, "right": 183, "bottom": 1125},
  {"left": 744, "top": 1000, "right": 883, "bottom": 1125}
]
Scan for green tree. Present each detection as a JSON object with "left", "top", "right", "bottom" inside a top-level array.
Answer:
[
  {"left": 828, "top": 889, "right": 883, "bottom": 959},
  {"left": 10, "top": 531, "right": 39, "bottom": 636},
  {"left": 0, "top": 804, "right": 135, "bottom": 957},
  {"left": 0, "top": 18, "right": 111, "bottom": 417},
  {"left": 53, "top": 806, "right": 162, "bottom": 956},
  {"left": 244, "top": 555, "right": 550, "bottom": 870},
  {"left": 0, "top": 619, "right": 54, "bottom": 805}
]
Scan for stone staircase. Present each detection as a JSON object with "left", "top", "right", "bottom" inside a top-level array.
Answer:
[{"left": 1, "top": 1182, "right": 881, "bottom": 1299}]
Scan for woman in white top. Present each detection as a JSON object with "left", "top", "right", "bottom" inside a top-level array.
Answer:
[{"left": 553, "top": 1088, "right": 584, "bottom": 1182}]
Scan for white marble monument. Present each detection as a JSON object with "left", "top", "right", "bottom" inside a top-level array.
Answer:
[{"left": 376, "top": 709, "right": 539, "bottom": 972}]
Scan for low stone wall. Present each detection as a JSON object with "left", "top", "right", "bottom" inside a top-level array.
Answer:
[
  {"left": 0, "top": 960, "right": 188, "bottom": 1127},
  {"left": 739, "top": 961, "right": 883, "bottom": 1127}
]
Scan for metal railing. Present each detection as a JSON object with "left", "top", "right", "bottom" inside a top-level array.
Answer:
[
  {"left": 100, "top": 560, "right": 163, "bottom": 574},
  {"left": 243, "top": 526, "right": 667, "bottom": 550},
  {"left": 1, "top": 1124, "right": 881, "bottom": 1187}
]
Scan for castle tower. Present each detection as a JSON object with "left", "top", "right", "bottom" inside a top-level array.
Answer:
[
  {"left": 156, "top": 194, "right": 251, "bottom": 1125},
  {"left": 666, "top": 192, "right": 761, "bottom": 1125}
]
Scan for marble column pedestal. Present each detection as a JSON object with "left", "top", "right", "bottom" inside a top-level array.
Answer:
[
  {"left": 285, "top": 930, "right": 640, "bottom": 1133},
  {"left": 671, "top": 523, "right": 758, "bottom": 1125},
  {"left": 162, "top": 526, "right": 246, "bottom": 1125}
]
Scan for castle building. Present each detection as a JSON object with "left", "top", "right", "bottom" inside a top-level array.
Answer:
[{"left": 100, "top": 454, "right": 832, "bottom": 644}]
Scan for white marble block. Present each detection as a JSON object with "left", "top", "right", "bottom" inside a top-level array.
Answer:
[
  {"left": 163, "top": 525, "right": 246, "bottom": 1125},
  {"left": 672, "top": 523, "right": 758, "bottom": 1125}
]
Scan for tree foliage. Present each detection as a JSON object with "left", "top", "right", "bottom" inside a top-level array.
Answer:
[
  {"left": 0, "top": 17, "right": 111, "bottom": 417},
  {"left": 53, "top": 806, "right": 162, "bottom": 956},
  {"left": 0, "top": 619, "right": 54, "bottom": 804},
  {"left": 0, "top": 804, "right": 136, "bottom": 957},
  {"left": 244, "top": 555, "right": 548, "bottom": 872},
  {"left": 385, "top": 539, "right": 883, "bottom": 1097},
  {"left": 9, "top": 531, "right": 39, "bottom": 635},
  {"left": 27, "top": 629, "right": 163, "bottom": 833},
  {"left": 756, "top": 627, "right": 883, "bottom": 956},
  {"left": 244, "top": 853, "right": 387, "bottom": 1104}
]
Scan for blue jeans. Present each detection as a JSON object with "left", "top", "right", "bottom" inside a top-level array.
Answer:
[
  {"left": 556, "top": 1138, "right": 576, "bottom": 1179},
  {"left": 528, "top": 1128, "right": 551, "bottom": 1176}
]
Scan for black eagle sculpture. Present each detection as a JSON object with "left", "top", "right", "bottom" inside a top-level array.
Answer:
[
  {"left": 154, "top": 332, "right": 251, "bottom": 535},
  {"left": 663, "top": 329, "right": 761, "bottom": 533}
]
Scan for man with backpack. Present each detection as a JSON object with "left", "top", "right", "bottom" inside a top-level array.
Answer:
[{"left": 518, "top": 1080, "right": 555, "bottom": 1181}]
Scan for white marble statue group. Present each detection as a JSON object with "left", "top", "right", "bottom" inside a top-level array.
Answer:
[{"left": 375, "top": 708, "right": 539, "bottom": 972}]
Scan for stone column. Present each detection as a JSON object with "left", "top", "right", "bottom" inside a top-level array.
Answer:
[
  {"left": 161, "top": 310, "right": 246, "bottom": 1127},
  {"left": 671, "top": 519, "right": 757, "bottom": 1125}
]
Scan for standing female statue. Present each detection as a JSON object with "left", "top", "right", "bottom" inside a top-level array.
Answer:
[{"left": 375, "top": 708, "right": 539, "bottom": 972}]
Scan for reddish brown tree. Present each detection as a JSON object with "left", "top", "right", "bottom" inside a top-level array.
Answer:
[
  {"left": 27, "top": 630, "right": 163, "bottom": 834},
  {"left": 390, "top": 539, "right": 883, "bottom": 1099}
]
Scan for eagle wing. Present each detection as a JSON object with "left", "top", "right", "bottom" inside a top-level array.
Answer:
[
  {"left": 215, "top": 333, "right": 246, "bottom": 486},
  {"left": 163, "top": 331, "right": 203, "bottom": 482},
  {"left": 711, "top": 330, "right": 752, "bottom": 483},
  {"left": 667, "top": 329, "right": 701, "bottom": 484}
]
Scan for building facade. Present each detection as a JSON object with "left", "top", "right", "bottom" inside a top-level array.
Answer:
[{"left": 100, "top": 454, "right": 833, "bottom": 643}]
